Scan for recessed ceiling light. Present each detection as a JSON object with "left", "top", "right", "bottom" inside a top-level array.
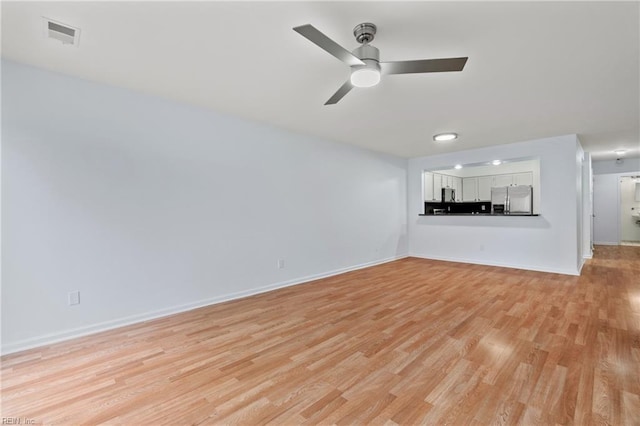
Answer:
[
  {"left": 433, "top": 133, "right": 458, "bottom": 142},
  {"left": 614, "top": 149, "right": 627, "bottom": 156},
  {"left": 492, "top": 160, "right": 502, "bottom": 166},
  {"left": 454, "top": 164, "right": 463, "bottom": 170}
]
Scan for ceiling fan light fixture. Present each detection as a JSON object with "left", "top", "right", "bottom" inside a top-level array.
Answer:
[
  {"left": 433, "top": 133, "right": 458, "bottom": 142},
  {"left": 454, "top": 164, "right": 463, "bottom": 170},
  {"left": 293, "top": 23, "right": 468, "bottom": 104},
  {"left": 492, "top": 160, "right": 502, "bottom": 166},
  {"left": 350, "top": 67, "right": 380, "bottom": 88}
]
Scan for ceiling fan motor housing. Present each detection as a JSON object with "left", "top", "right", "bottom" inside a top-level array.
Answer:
[
  {"left": 352, "top": 44, "right": 379, "bottom": 62},
  {"left": 353, "top": 22, "right": 377, "bottom": 44}
]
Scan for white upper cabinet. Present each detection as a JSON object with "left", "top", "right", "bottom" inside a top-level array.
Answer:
[
  {"left": 513, "top": 172, "right": 533, "bottom": 186},
  {"left": 478, "top": 176, "right": 493, "bottom": 200},
  {"left": 453, "top": 177, "right": 462, "bottom": 201},
  {"left": 433, "top": 174, "right": 443, "bottom": 200},
  {"left": 493, "top": 174, "right": 513, "bottom": 187},
  {"left": 424, "top": 172, "right": 434, "bottom": 201},
  {"left": 492, "top": 172, "right": 533, "bottom": 187},
  {"left": 462, "top": 177, "right": 478, "bottom": 201}
]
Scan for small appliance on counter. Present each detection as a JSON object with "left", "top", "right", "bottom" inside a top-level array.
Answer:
[
  {"left": 491, "top": 185, "right": 533, "bottom": 215},
  {"left": 491, "top": 187, "right": 507, "bottom": 213},
  {"left": 441, "top": 187, "right": 455, "bottom": 202}
]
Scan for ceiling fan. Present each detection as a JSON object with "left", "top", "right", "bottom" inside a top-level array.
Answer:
[{"left": 293, "top": 23, "right": 468, "bottom": 105}]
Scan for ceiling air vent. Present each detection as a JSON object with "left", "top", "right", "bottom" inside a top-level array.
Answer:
[{"left": 43, "top": 18, "right": 80, "bottom": 46}]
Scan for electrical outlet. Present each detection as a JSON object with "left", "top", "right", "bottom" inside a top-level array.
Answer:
[
  {"left": 277, "top": 259, "right": 285, "bottom": 269},
  {"left": 68, "top": 291, "right": 80, "bottom": 306}
]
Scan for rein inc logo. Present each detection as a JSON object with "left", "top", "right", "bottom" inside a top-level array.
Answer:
[{"left": 2, "top": 419, "right": 35, "bottom": 425}]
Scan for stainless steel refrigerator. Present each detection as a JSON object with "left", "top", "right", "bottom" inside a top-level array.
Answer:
[
  {"left": 508, "top": 185, "right": 533, "bottom": 214},
  {"left": 491, "top": 185, "right": 533, "bottom": 214}
]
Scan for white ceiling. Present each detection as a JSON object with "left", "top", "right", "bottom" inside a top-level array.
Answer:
[{"left": 2, "top": 1, "right": 639, "bottom": 160}]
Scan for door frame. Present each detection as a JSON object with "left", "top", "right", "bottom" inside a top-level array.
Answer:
[{"left": 618, "top": 174, "right": 640, "bottom": 244}]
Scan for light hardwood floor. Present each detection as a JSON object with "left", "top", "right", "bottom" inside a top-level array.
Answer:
[{"left": 2, "top": 246, "right": 639, "bottom": 424}]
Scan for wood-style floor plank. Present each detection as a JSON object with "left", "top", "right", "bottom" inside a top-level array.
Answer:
[{"left": 2, "top": 245, "right": 639, "bottom": 424}]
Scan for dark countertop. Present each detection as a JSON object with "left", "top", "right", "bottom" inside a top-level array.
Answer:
[{"left": 419, "top": 213, "right": 540, "bottom": 216}]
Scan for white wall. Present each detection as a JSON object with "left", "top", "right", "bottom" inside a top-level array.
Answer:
[
  {"left": 1, "top": 61, "right": 408, "bottom": 354},
  {"left": 408, "top": 135, "right": 582, "bottom": 275},
  {"left": 593, "top": 157, "right": 640, "bottom": 175},
  {"left": 582, "top": 153, "right": 593, "bottom": 258},
  {"left": 575, "top": 142, "right": 584, "bottom": 270},
  {"left": 592, "top": 159, "right": 640, "bottom": 245}
]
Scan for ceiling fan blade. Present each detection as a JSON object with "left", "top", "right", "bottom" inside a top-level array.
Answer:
[
  {"left": 325, "top": 80, "right": 353, "bottom": 105},
  {"left": 293, "top": 24, "right": 365, "bottom": 67},
  {"left": 381, "top": 57, "right": 468, "bottom": 75}
]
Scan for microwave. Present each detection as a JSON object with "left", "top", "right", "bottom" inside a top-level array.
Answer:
[{"left": 441, "top": 187, "right": 455, "bottom": 202}]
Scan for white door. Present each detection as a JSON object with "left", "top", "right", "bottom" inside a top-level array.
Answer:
[{"left": 593, "top": 174, "right": 618, "bottom": 244}]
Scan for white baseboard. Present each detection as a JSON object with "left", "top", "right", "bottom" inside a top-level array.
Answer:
[
  {"left": 594, "top": 241, "right": 618, "bottom": 246},
  {"left": 409, "top": 253, "right": 580, "bottom": 276},
  {"left": 1, "top": 254, "right": 408, "bottom": 356}
]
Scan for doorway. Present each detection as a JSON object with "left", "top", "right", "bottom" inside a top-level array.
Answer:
[{"left": 619, "top": 176, "right": 640, "bottom": 245}]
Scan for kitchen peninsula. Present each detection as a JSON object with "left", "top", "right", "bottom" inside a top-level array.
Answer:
[{"left": 420, "top": 200, "right": 540, "bottom": 216}]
